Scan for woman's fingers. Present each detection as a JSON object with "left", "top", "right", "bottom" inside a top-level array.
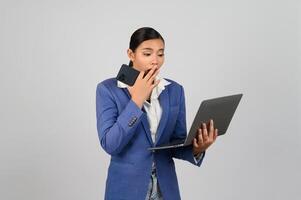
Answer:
[
  {"left": 149, "top": 70, "right": 159, "bottom": 83},
  {"left": 202, "top": 123, "right": 208, "bottom": 141},
  {"left": 193, "top": 129, "right": 203, "bottom": 151},
  {"left": 148, "top": 68, "right": 160, "bottom": 85},
  {"left": 144, "top": 67, "right": 158, "bottom": 81},
  {"left": 193, "top": 138, "right": 199, "bottom": 148},
  {"left": 151, "top": 79, "right": 160, "bottom": 89},
  {"left": 214, "top": 129, "right": 218, "bottom": 141},
  {"left": 208, "top": 119, "right": 214, "bottom": 138},
  {"left": 137, "top": 70, "right": 145, "bottom": 80},
  {"left": 198, "top": 129, "right": 203, "bottom": 145},
  {"left": 195, "top": 120, "right": 218, "bottom": 153}
]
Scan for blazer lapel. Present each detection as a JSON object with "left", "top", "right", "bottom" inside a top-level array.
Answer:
[
  {"left": 155, "top": 88, "right": 169, "bottom": 145},
  {"left": 121, "top": 88, "right": 154, "bottom": 145}
]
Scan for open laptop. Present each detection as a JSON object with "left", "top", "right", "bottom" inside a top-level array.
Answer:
[{"left": 148, "top": 93, "right": 243, "bottom": 151}]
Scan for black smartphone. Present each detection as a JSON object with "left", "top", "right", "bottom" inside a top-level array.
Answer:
[{"left": 116, "top": 64, "right": 140, "bottom": 86}]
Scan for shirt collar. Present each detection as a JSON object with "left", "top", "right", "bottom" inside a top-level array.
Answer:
[{"left": 117, "top": 76, "right": 171, "bottom": 100}]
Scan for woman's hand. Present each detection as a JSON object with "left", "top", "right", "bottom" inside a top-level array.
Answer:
[
  {"left": 128, "top": 67, "right": 160, "bottom": 108},
  {"left": 193, "top": 119, "right": 218, "bottom": 156}
]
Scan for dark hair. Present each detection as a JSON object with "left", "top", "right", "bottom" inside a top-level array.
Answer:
[{"left": 128, "top": 27, "right": 165, "bottom": 67}]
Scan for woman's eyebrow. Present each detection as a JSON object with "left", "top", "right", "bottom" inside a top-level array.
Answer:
[
  {"left": 142, "top": 48, "right": 153, "bottom": 50},
  {"left": 142, "top": 48, "right": 164, "bottom": 51}
]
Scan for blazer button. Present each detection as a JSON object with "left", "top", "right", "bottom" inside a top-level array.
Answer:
[{"left": 128, "top": 116, "right": 138, "bottom": 127}]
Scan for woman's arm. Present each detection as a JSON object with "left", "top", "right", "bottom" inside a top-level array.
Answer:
[{"left": 96, "top": 82, "right": 143, "bottom": 155}]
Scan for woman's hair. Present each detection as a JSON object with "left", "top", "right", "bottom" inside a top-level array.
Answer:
[{"left": 128, "top": 27, "right": 165, "bottom": 67}]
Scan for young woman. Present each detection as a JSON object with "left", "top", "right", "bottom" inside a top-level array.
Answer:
[{"left": 96, "top": 27, "right": 218, "bottom": 200}]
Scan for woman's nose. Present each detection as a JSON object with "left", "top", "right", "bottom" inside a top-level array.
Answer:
[{"left": 151, "top": 56, "right": 159, "bottom": 65}]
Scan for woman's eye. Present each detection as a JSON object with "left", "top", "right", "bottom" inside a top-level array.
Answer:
[
  {"left": 158, "top": 54, "right": 165, "bottom": 57},
  {"left": 143, "top": 53, "right": 151, "bottom": 56}
]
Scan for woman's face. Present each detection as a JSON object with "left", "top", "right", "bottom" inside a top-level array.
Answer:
[{"left": 127, "top": 39, "right": 165, "bottom": 73}]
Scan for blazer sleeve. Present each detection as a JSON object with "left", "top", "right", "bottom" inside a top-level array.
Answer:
[
  {"left": 96, "top": 82, "right": 144, "bottom": 155},
  {"left": 170, "top": 85, "right": 206, "bottom": 167}
]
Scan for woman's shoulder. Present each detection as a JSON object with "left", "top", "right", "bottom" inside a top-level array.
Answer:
[
  {"left": 96, "top": 77, "right": 117, "bottom": 89},
  {"left": 96, "top": 78, "right": 120, "bottom": 97},
  {"left": 163, "top": 78, "right": 184, "bottom": 90}
]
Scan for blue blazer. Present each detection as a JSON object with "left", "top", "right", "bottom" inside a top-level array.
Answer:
[{"left": 96, "top": 78, "right": 205, "bottom": 200}]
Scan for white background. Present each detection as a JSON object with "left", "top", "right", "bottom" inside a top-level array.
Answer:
[{"left": 0, "top": 0, "right": 300, "bottom": 199}]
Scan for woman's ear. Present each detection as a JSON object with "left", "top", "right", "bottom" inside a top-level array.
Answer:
[{"left": 127, "top": 49, "right": 135, "bottom": 62}]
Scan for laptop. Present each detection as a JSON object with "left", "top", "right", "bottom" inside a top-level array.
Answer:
[{"left": 148, "top": 93, "right": 243, "bottom": 151}]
